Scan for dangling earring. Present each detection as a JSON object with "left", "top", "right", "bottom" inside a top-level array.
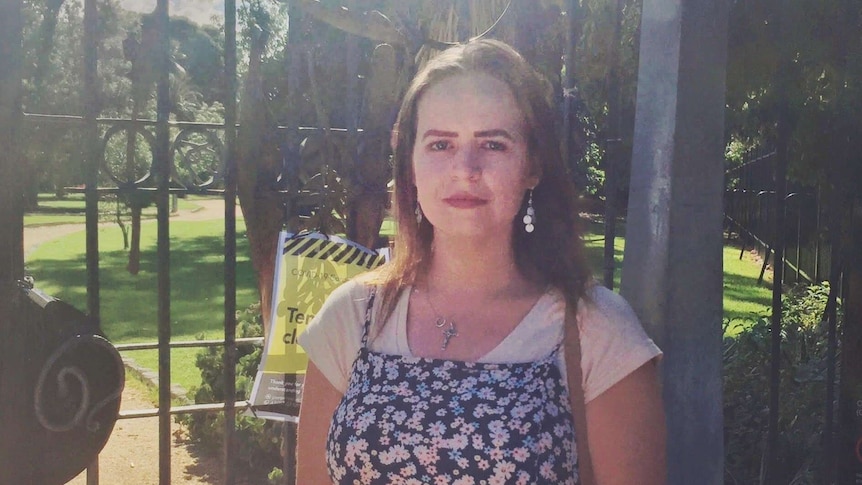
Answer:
[
  {"left": 415, "top": 203, "right": 424, "bottom": 225},
  {"left": 523, "top": 190, "right": 535, "bottom": 233}
]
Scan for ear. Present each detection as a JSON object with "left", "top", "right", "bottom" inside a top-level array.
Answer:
[{"left": 526, "top": 156, "right": 542, "bottom": 188}]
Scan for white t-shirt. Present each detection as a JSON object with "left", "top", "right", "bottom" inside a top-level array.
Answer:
[{"left": 298, "top": 279, "right": 662, "bottom": 403}]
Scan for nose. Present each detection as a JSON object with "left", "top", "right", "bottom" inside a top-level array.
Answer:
[{"left": 450, "top": 145, "right": 481, "bottom": 180}]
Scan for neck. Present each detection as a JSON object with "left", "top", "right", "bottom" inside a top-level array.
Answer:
[{"left": 421, "top": 232, "right": 531, "bottom": 297}]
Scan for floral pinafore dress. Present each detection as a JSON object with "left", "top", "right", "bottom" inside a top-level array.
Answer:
[{"left": 326, "top": 290, "right": 579, "bottom": 485}]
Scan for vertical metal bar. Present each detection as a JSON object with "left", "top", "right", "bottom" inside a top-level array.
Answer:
[
  {"left": 83, "top": 0, "right": 99, "bottom": 321},
  {"left": 345, "top": 0, "right": 360, "bottom": 132},
  {"left": 602, "top": 0, "right": 623, "bottom": 290},
  {"left": 223, "top": 0, "right": 238, "bottom": 482},
  {"left": 344, "top": 0, "right": 360, "bottom": 243},
  {"left": 796, "top": 198, "right": 802, "bottom": 283},
  {"left": 154, "top": 1, "right": 172, "bottom": 484},
  {"left": 814, "top": 186, "right": 821, "bottom": 282},
  {"left": 620, "top": 0, "right": 728, "bottom": 482},
  {"left": 824, "top": 226, "right": 841, "bottom": 485},
  {"left": 764, "top": 2, "right": 797, "bottom": 477},
  {"left": 560, "top": 0, "right": 572, "bottom": 177},
  {"left": 0, "top": 0, "right": 27, "bottom": 481},
  {"left": 83, "top": 0, "right": 101, "bottom": 482},
  {"left": 765, "top": 118, "right": 788, "bottom": 485},
  {"left": 283, "top": 5, "right": 302, "bottom": 482},
  {"left": 284, "top": 422, "right": 297, "bottom": 485}
]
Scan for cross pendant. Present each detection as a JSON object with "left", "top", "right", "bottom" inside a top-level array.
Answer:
[{"left": 440, "top": 321, "right": 457, "bottom": 350}]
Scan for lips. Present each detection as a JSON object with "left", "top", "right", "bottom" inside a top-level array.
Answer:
[{"left": 443, "top": 193, "right": 487, "bottom": 209}]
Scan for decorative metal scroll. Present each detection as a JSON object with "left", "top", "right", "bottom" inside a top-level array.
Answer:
[
  {"left": 16, "top": 285, "right": 125, "bottom": 485},
  {"left": 100, "top": 123, "right": 156, "bottom": 187},
  {"left": 170, "top": 126, "right": 225, "bottom": 190}
]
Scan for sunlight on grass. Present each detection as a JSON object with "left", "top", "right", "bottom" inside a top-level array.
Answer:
[
  {"left": 25, "top": 193, "right": 202, "bottom": 227},
  {"left": 722, "top": 245, "right": 773, "bottom": 335},
  {"left": 24, "top": 214, "right": 87, "bottom": 226}
]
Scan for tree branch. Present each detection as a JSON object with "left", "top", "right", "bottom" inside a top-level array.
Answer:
[{"left": 293, "top": 0, "right": 408, "bottom": 47}]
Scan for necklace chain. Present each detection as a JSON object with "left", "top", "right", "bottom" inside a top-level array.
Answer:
[{"left": 420, "top": 286, "right": 458, "bottom": 350}]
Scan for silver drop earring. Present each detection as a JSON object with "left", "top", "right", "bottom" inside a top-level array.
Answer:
[
  {"left": 415, "top": 203, "right": 423, "bottom": 224},
  {"left": 523, "top": 190, "right": 535, "bottom": 233}
]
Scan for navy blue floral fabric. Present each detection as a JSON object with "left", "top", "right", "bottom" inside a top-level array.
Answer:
[{"left": 325, "top": 290, "right": 579, "bottom": 484}]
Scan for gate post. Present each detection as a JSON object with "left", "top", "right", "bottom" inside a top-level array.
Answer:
[
  {"left": 839, "top": 202, "right": 862, "bottom": 485},
  {"left": 620, "top": 0, "right": 728, "bottom": 483},
  {"left": 0, "top": 0, "right": 29, "bottom": 480}
]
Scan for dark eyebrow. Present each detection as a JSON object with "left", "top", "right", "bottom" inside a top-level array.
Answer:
[
  {"left": 421, "top": 129, "right": 458, "bottom": 140},
  {"left": 474, "top": 129, "right": 514, "bottom": 140}
]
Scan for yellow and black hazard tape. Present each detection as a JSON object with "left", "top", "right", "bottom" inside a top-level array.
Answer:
[{"left": 283, "top": 236, "right": 384, "bottom": 269}]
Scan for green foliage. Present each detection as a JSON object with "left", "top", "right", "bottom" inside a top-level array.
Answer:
[
  {"left": 180, "top": 303, "right": 285, "bottom": 482},
  {"left": 267, "top": 466, "right": 285, "bottom": 484},
  {"left": 726, "top": 0, "right": 862, "bottom": 194},
  {"left": 723, "top": 282, "right": 838, "bottom": 485},
  {"left": 20, "top": 0, "right": 228, "bottom": 196}
]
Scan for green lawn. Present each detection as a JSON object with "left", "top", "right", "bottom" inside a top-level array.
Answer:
[{"left": 24, "top": 215, "right": 773, "bottom": 393}]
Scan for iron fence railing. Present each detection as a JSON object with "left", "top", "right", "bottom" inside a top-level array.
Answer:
[
  {"left": 724, "top": 148, "right": 834, "bottom": 288},
  {"left": 37, "top": 0, "right": 386, "bottom": 483}
]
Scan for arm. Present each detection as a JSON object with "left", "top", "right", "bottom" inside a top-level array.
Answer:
[
  {"left": 296, "top": 361, "right": 343, "bottom": 485},
  {"left": 585, "top": 360, "right": 666, "bottom": 485}
]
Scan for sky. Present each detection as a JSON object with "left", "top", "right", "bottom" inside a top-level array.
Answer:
[{"left": 117, "top": 0, "right": 225, "bottom": 26}]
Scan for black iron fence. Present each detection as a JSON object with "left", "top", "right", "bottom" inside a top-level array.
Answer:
[{"left": 724, "top": 147, "right": 833, "bottom": 287}]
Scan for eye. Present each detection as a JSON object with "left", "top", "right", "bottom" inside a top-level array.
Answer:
[
  {"left": 428, "top": 140, "right": 451, "bottom": 151},
  {"left": 482, "top": 140, "right": 508, "bottom": 151}
]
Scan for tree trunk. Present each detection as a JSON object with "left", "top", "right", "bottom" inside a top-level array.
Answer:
[
  {"left": 347, "top": 43, "right": 400, "bottom": 249},
  {"left": 236, "top": 28, "right": 283, "bottom": 335}
]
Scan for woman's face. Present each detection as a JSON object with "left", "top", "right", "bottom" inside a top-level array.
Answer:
[{"left": 411, "top": 72, "right": 539, "bottom": 242}]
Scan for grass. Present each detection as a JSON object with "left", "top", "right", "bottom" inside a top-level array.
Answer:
[
  {"left": 24, "top": 213, "right": 774, "bottom": 393},
  {"left": 581, "top": 217, "right": 772, "bottom": 335},
  {"left": 583, "top": 218, "right": 625, "bottom": 290},
  {"left": 722, "top": 244, "right": 773, "bottom": 328},
  {"left": 26, "top": 218, "right": 258, "bottom": 392},
  {"left": 24, "top": 193, "right": 202, "bottom": 227}
]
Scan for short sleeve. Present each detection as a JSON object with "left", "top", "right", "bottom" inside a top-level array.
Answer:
[
  {"left": 577, "top": 285, "right": 662, "bottom": 403},
  {"left": 296, "top": 279, "right": 372, "bottom": 393}
]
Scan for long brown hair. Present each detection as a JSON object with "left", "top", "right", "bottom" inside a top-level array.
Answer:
[{"left": 361, "top": 39, "right": 591, "bottom": 322}]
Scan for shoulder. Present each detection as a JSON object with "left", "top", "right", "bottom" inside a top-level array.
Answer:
[
  {"left": 578, "top": 284, "right": 641, "bottom": 331},
  {"left": 573, "top": 284, "right": 662, "bottom": 402},
  {"left": 322, "top": 278, "right": 374, "bottom": 312},
  {"left": 296, "top": 279, "right": 375, "bottom": 393},
  {"left": 301, "top": 278, "right": 374, "bottom": 338}
]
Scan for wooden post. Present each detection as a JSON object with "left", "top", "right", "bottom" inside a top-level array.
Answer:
[{"left": 620, "top": 0, "right": 728, "bottom": 483}]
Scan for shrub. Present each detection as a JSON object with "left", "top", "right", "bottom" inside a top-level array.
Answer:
[
  {"left": 178, "top": 302, "right": 286, "bottom": 484},
  {"left": 724, "top": 282, "right": 839, "bottom": 485}
]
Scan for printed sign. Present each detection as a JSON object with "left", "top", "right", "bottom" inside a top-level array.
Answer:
[{"left": 247, "top": 231, "right": 386, "bottom": 421}]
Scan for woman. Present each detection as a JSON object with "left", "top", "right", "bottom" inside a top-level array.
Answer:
[{"left": 297, "top": 39, "right": 666, "bottom": 484}]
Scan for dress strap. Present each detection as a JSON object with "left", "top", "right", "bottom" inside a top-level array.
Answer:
[{"left": 360, "top": 286, "right": 377, "bottom": 348}]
